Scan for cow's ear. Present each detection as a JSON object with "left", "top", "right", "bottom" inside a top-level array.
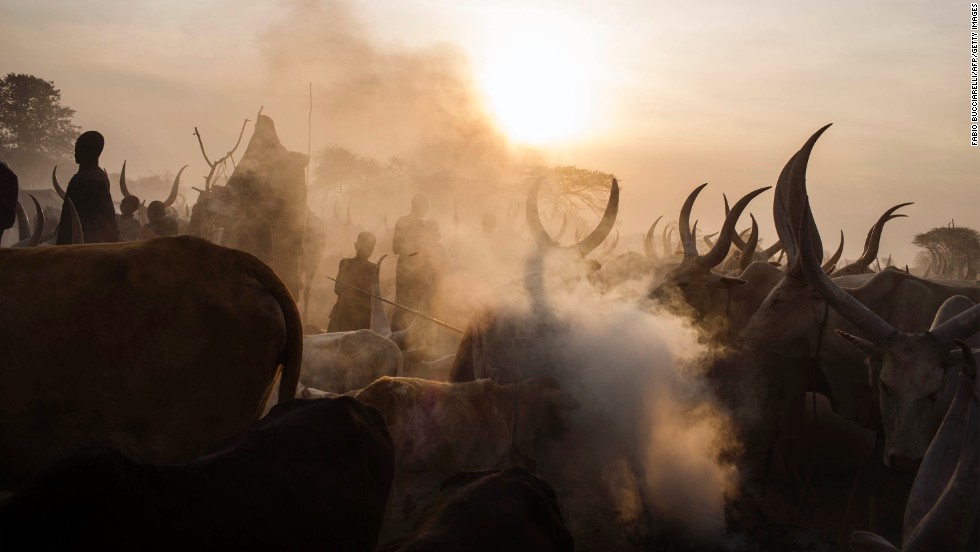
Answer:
[
  {"left": 836, "top": 330, "right": 876, "bottom": 356},
  {"left": 718, "top": 276, "right": 747, "bottom": 287},
  {"left": 546, "top": 390, "right": 580, "bottom": 411}
]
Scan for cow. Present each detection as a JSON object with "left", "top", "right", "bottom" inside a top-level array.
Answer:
[
  {"left": 450, "top": 178, "right": 619, "bottom": 384},
  {"left": 795, "top": 207, "right": 980, "bottom": 468},
  {"left": 301, "top": 329, "right": 403, "bottom": 393},
  {"left": 850, "top": 350, "right": 978, "bottom": 552},
  {"left": 0, "top": 397, "right": 395, "bottom": 551},
  {"left": 738, "top": 125, "right": 980, "bottom": 422},
  {"left": 645, "top": 183, "right": 771, "bottom": 340},
  {"left": 378, "top": 467, "right": 575, "bottom": 552},
  {"left": 0, "top": 236, "right": 301, "bottom": 489},
  {"left": 354, "top": 376, "right": 580, "bottom": 477},
  {"left": 831, "top": 203, "right": 910, "bottom": 277}
]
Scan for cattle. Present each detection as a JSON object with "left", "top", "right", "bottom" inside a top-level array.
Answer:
[
  {"left": 0, "top": 397, "right": 395, "bottom": 551},
  {"left": 831, "top": 203, "right": 910, "bottom": 277},
  {"left": 379, "top": 467, "right": 575, "bottom": 552},
  {"left": 738, "top": 125, "right": 980, "bottom": 421},
  {"left": 302, "top": 329, "right": 403, "bottom": 393},
  {"left": 354, "top": 376, "right": 580, "bottom": 477},
  {"left": 850, "top": 351, "right": 978, "bottom": 552},
  {"left": 646, "top": 183, "right": 771, "bottom": 339},
  {"left": 0, "top": 236, "right": 301, "bottom": 489},
  {"left": 450, "top": 178, "right": 619, "bottom": 384},
  {"left": 796, "top": 207, "right": 980, "bottom": 468}
]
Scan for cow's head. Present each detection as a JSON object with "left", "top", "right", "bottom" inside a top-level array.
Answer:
[
  {"left": 796, "top": 200, "right": 980, "bottom": 470},
  {"left": 647, "top": 184, "right": 770, "bottom": 319}
]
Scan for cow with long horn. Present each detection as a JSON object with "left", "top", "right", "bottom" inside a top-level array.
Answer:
[
  {"left": 740, "top": 125, "right": 980, "bottom": 422},
  {"left": 797, "top": 201, "right": 980, "bottom": 469},
  {"left": 118, "top": 160, "right": 187, "bottom": 226},
  {"left": 646, "top": 183, "right": 771, "bottom": 337},
  {"left": 850, "top": 346, "right": 978, "bottom": 551},
  {"left": 832, "top": 203, "right": 912, "bottom": 276},
  {"left": 450, "top": 178, "right": 620, "bottom": 384}
]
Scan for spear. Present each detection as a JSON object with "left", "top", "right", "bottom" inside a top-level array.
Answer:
[{"left": 326, "top": 276, "right": 464, "bottom": 334}]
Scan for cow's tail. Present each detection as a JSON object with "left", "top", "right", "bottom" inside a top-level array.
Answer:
[{"left": 251, "top": 261, "right": 304, "bottom": 403}]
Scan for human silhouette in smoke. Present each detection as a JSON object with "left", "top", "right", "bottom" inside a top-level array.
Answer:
[
  {"left": 392, "top": 193, "right": 430, "bottom": 331},
  {"left": 328, "top": 231, "right": 377, "bottom": 333},
  {"left": 116, "top": 195, "right": 141, "bottom": 242},
  {"left": 56, "top": 131, "right": 119, "bottom": 244}
]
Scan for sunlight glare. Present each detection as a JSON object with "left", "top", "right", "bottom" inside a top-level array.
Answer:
[{"left": 477, "top": 17, "right": 599, "bottom": 145}]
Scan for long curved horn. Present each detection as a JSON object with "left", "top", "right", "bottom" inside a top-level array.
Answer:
[
  {"left": 739, "top": 214, "right": 759, "bottom": 271},
  {"left": 643, "top": 215, "right": 663, "bottom": 259},
  {"left": 690, "top": 220, "right": 700, "bottom": 256},
  {"left": 678, "top": 183, "right": 708, "bottom": 259},
  {"left": 65, "top": 198, "right": 84, "bottom": 245},
  {"left": 662, "top": 223, "right": 673, "bottom": 258},
  {"left": 27, "top": 195, "right": 44, "bottom": 247},
  {"left": 162, "top": 165, "right": 188, "bottom": 207},
  {"left": 119, "top": 161, "right": 132, "bottom": 198},
  {"left": 855, "top": 204, "right": 912, "bottom": 269},
  {"left": 763, "top": 241, "right": 783, "bottom": 259},
  {"left": 51, "top": 166, "right": 66, "bottom": 200},
  {"left": 902, "top": 367, "right": 978, "bottom": 551},
  {"left": 774, "top": 124, "right": 832, "bottom": 276},
  {"left": 798, "top": 200, "right": 895, "bottom": 344},
  {"left": 703, "top": 231, "right": 718, "bottom": 249},
  {"left": 930, "top": 305, "right": 980, "bottom": 352},
  {"left": 525, "top": 177, "right": 619, "bottom": 256},
  {"left": 15, "top": 201, "right": 29, "bottom": 241},
  {"left": 698, "top": 186, "right": 771, "bottom": 269},
  {"left": 666, "top": 227, "right": 675, "bottom": 256},
  {"left": 821, "top": 230, "right": 844, "bottom": 272},
  {"left": 574, "top": 179, "right": 619, "bottom": 256},
  {"left": 526, "top": 178, "right": 560, "bottom": 249}
]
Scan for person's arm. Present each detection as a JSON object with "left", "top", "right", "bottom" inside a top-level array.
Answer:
[
  {"left": 392, "top": 218, "right": 408, "bottom": 255},
  {"left": 55, "top": 179, "right": 78, "bottom": 245},
  {"left": 334, "top": 259, "right": 349, "bottom": 296}
]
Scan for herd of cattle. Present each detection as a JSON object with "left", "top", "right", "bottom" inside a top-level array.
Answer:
[{"left": 0, "top": 123, "right": 977, "bottom": 550}]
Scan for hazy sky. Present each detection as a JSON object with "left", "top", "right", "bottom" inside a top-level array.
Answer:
[{"left": 2, "top": 0, "right": 977, "bottom": 262}]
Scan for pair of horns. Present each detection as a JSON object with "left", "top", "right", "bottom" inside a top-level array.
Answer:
[
  {"left": 724, "top": 193, "right": 784, "bottom": 259},
  {"left": 677, "top": 183, "right": 771, "bottom": 269},
  {"left": 526, "top": 178, "right": 619, "bottom": 257},
  {"left": 832, "top": 203, "right": 912, "bottom": 276}
]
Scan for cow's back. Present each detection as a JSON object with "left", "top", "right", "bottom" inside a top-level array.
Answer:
[{"left": 0, "top": 237, "right": 294, "bottom": 489}]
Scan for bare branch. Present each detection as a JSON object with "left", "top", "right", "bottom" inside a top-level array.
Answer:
[{"left": 193, "top": 127, "right": 213, "bottom": 167}]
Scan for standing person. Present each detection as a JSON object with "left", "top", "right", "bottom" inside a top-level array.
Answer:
[
  {"left": 391, "top": 193, "right": 429, "bottom": 331},
  {"left": 328, "top": 231, "right": 377, "bottom": 333},
  {"left": 116, "top": 195, "right": 141, "bottom": 242},
  {"left": 56, "top": 131, "right": 118, "bottom": 244}
]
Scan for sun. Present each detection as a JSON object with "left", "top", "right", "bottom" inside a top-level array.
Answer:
[{"left": 476, "top": 19, "right": 599, "bottom": 145}]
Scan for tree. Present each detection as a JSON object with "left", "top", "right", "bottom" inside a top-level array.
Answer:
[
  {"left": 913, "top": 226, "right": 980, "bottom": 279},
  {"left": 0, "top": 73, "right": 81, "bottom": 186}
]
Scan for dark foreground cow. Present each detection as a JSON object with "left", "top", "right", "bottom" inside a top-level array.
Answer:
[
  {"left": 0, "top": 397, "right": 395, "bottom": 551},
  {"left": 379, "top": 467, "right": 574, "bottom": 552},
  {"left": 0, "top": 236, "right": 302, "bottom": 489}
]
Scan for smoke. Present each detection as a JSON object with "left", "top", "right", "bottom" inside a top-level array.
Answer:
[{"left": 259, "top": 0, "right": 520, "bottom": 208}]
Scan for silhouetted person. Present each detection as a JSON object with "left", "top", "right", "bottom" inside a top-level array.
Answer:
[
  {"left": 139, "top": 201, "right": 179, "bottom": 239},
  {"left": 392, "top": 194, "right": 429, "bottom": 331},
  {"left": 56, "top": 131, "right": 119, "bottom": 244},
  {"left": 0, "top": 161, "right": 17, "bottom": 244},
  {"left": 116, "top": 196, "right": 141, "bottom": 242},
  {"left": 328, "top": 232, "right": 377, "bottom": 333}
]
